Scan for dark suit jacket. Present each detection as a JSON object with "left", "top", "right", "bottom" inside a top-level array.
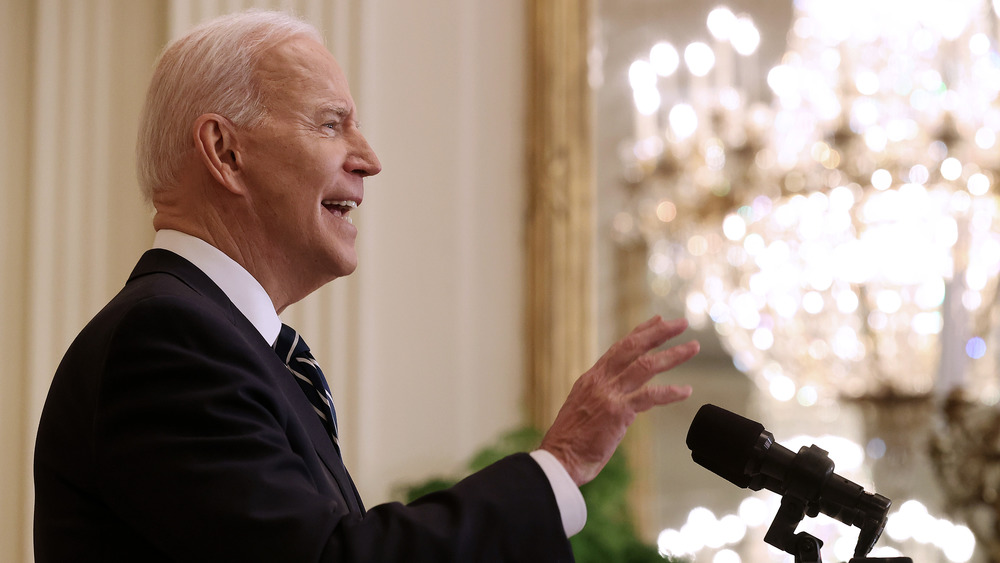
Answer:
[{"left": 34, "top": 249, "right": 574, "bottom": 562}]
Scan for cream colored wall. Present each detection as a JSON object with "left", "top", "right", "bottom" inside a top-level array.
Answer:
[
  {"left": 350, "top": 0, "right": 527, "bottom": 501},
  {"left": 2, "top": 1, "right": 33, "bottom": 561},
  {"left": 1, "top": 1, "right": 527, "bottom": 561}
]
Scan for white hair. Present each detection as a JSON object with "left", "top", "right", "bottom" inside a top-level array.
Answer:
[{"left": 136, "top": 10, "right": 323, "bottom": 202}]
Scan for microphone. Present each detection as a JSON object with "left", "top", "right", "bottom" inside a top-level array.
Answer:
[{"left": 686, "top": 404, "right": 891, "bottom": 559}]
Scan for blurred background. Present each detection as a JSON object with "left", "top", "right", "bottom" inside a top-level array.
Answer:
[
  {"left": 594, "top": 1, "right": 1000, "bottom": 562},
  {"left": 4, "top": 0, "right": 1000, "bottom": 562}
]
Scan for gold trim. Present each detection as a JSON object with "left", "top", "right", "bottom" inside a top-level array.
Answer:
[
  {"left": 525, "top": 0, "right": 660, "bottom": 538},
  {"left": 525, "top": 0, "right": 595, "bottom": 429}
]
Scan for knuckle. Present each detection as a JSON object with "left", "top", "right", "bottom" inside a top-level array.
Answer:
[
  {"left": 575, "top": 370, "right": 601, "bottom": 390},
  {"left": 617, "top": 335, "right": 642, "bottom": 356},
  {"left": 610, "top": 400, "right": 637, "bottom": 426},
  {"left": 633, "top": 353, "right": 657, "bottom": 374}
]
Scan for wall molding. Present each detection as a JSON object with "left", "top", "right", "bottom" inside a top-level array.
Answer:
[{"left": 525, "top": 0, "right": 596, "bottom": 428}]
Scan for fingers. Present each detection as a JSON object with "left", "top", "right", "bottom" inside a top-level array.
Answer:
[
  {"left": 604, "top": 316, "right": 690, "bottom": 373},
  {"left": 629, "top": 384, "right": 693, "bottom": 412},
  {"left": 629, "top": 314, "right": 667, "bottom": 333},
  {"left": 631, "top": 316, "right": 689, "bottom": 348},
  {"left": 619, "top": 339, "right": 700, "bottom": 391},
  {"left": 539, "top": 318, "right": 698, "bottom": 487}
]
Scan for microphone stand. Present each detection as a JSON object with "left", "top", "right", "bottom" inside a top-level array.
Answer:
[
  {"left": 763, "top": 494, "right": 912, "bottom": 563},
  {"left": 763, "top": 494, "right": 823, "bottom": 563}
]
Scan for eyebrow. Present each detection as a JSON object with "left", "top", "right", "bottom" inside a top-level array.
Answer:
[{"left": 318, "top": 104, "right": 352, "bottom": 120}]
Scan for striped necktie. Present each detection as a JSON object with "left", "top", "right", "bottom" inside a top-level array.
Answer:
[{"left": 273, "top": 324, "right": 339, "bottom": 452}]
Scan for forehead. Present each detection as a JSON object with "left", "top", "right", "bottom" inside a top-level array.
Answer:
[{"left": 256, "top": 36, "right": 353, "bottom": 114}]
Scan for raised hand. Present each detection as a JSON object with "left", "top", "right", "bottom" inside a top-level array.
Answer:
[{"left": 539, "top": 316, "right": 700, "bottom": 486}]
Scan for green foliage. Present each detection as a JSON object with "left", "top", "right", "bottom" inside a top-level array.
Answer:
[
  {"left": 397, "top": 427, "right": 688, "bottom": 563},
  {"left": 401, "top": 477, "right": 458, "bottom": 503}
]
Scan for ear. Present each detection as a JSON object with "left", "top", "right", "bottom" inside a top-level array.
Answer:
[{"left": 192, "top": 113, "right": 245, "bottom": 195}]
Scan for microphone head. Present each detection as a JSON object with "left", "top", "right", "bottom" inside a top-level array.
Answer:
[{"left": 686, "top": 404, "right": 766, "bottom": 489}]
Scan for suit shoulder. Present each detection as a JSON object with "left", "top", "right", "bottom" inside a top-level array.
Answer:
[
  {"left": 54, "top": 267, "right": 241, "bottom": 386},
  {"left": 97, "top": 265, "right": 233, "bottom": 333}
]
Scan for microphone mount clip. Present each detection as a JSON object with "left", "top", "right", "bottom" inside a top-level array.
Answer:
[{"left": 755, "top": 436, "right": 909, "bottom": 563}]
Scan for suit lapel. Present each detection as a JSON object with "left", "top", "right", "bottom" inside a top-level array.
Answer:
[{"left": 268, "top": 350, "right": 365, "bottom": 514}]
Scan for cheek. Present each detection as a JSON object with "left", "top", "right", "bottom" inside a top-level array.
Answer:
[
  {"left": 243, "top": 142, "right": 335, "bottom": 212},
  {"left": 303, "top": 155, "right": 342, "bottom": 182}
]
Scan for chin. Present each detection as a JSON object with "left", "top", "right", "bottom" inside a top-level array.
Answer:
[{"left": 325, "top": 252, "right": 358, "bottom": 279}]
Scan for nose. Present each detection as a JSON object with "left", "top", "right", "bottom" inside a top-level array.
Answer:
[{"left": 347, "top": 130, "right": 381, "bottom": 178}]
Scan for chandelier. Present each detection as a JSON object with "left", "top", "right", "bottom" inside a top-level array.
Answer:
[{"left": 614, "top": 0, "right": 1000, "bottom": 405}]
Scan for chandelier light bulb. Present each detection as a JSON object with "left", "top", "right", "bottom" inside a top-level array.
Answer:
[
  {"left": 706, "top": 6, "right": 737, "bottom": 41},
  {"left": 766, "top": 64, "right": 796, "bottom": 98},
  {"left": 941, "top": 157, "right": 963, "bottom": 181},
  {"left": 908, "top": 164, "right": 930, "bottom": 185},
  {"left": 855, "top": 69, "right": 880, "bottom": 96},
  {"left": 657, "top": 200, "right": 678, "bottom": 222},
  {"left": 864, "top": 127, "right": 888, "bottom": 152},
  {"left": 713, "top": 549, "right": 742, "bottom": 563},
  {"left": 872, "top": 169, "right": 894, "bottom": 191},
  {"left": 967, "top": 173, "right": 991, "bottom": 196},
  {"left": 967, "top": 337, "right": 988, "bottom": 359},
  {"left": 730, "top": 16, "right": 761, "bottom": 56},
  {"left": 722, "top": 214, "right": 747, "bottom": 240},
  {"left": 633, "top": 87, "right": 661, "bottom": 116},
  {"left": 970, "top": 32, "right": 991, "bottom": 56},
  {"left": 770, "top": 376, "right": 797, "bottom": 401},
  {"left": 628, "top": 59, "right": 657, "bottom": 91},
  {"left": 650, "top": 42, "right": 680, "bottom": 77},
  {"left": 669, "top": 103, "right": 699, "bottom": 140},
  {"left": 684, "top": 42, "right": 716, "bottom": 77},
  {"left": 974, "top": 127, "right": 996, "bottom": 149}
]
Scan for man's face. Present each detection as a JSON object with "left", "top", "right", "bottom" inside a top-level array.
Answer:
[{"left": 237, "top": 36, "right": 381, "bottom": 285}]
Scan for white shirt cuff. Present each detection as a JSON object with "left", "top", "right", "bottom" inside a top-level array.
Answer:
[{"left": 529, "top": 449, "right": 587, "bottom": 537}]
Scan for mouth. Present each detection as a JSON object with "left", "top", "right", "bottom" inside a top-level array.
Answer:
[{"left": 321, "top": 199, "right": 358, "bottom": 224}]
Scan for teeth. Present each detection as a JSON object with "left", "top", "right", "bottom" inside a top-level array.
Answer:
[
  {"left": 322, "top": 200, "right": 358, "bottom": 208},
  {"left": 322, "top": 200, "right": 356, "bottom": 225}
]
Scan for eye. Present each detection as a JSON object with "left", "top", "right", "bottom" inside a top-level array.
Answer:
[
  {"left": 323, "top": 119, "right": 359, "bottom": 135},
  {"left": 322, "top": 121, "right": 345, "bottom": 136}
]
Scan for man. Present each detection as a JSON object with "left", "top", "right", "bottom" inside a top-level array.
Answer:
[{"left": 34, "top": 10, "right": 699, "bottom": 562}]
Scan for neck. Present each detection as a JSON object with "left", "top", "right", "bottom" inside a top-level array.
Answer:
[{"left": 152, "top": 201, "right": 313, "bottom": 315}]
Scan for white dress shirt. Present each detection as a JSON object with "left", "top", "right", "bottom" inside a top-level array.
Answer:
[{"left": 152, "top": 228, "right": 586, "bottom": 537}]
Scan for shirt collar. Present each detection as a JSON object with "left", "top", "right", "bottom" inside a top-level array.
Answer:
[{"left": 153, "top": 229, "right": 282, "bottom": 345}]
